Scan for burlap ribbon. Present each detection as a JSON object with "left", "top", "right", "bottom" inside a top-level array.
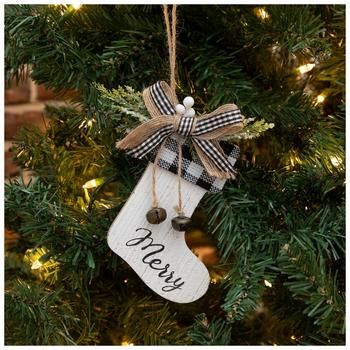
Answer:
[{"left": 117, "top": 81, "right": 243, "bottom": 179}]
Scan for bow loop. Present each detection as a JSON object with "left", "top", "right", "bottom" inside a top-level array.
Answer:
[
  {"left": 192, "top": 104, "right": 242, "bottom": 139},
  {"left": 143, "top": 81, "right": 178, "bottom": 117},
  {"left": 117, "top": 81, "right": 244, "bottom": 179}
]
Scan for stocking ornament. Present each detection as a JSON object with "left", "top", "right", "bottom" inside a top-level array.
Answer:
[{"left": 107, "top": 81, "right": 243, "bottom": 303}]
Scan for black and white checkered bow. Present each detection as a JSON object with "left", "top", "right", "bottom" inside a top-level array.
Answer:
[{"left": 117, "top": 81, "right": 243, "bottom": 187}]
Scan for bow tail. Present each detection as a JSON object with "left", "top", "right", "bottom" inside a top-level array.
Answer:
[
  {"left": 192, "top": 138, "right": 237, "bottom": 179},
  {"left": 116, "top": 117, "right": 173, "bottom": 159}
]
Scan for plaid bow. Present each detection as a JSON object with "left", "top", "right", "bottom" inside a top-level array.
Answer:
[{"left": 117, "top": 81, "right": 243, "bottom": 179}]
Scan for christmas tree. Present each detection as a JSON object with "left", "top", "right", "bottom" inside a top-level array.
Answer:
[{"left": 5, "top": 4, "right": 345, "bottom": 345}]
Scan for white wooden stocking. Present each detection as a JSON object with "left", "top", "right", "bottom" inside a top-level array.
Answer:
[
  {"left": 107, "top": 80, "right": 242, "bottom": 303},
  {"left": 107, "top": 162, "right": 209, "bottom": 304}
]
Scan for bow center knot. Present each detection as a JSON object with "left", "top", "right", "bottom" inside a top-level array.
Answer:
[
  {"left": 174, "top": 95, "right": 196, "bottom": 137},
  {"left": 175, "top": 115, "right": 196, "bottom": 137}
]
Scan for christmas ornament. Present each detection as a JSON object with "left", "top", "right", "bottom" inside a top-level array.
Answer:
[
  {"left": 107, "top": 5, "right": 243, "bottom": 303},
  {"left": 107, "top": 151, "right": 239, "bottom": 303}
]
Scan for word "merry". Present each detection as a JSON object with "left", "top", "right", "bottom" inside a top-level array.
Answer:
[{"left": 125, "top": 228, "right": 185, "bottom": 292}]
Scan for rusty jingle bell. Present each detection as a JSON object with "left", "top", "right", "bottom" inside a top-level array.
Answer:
[
  {"left": 146, "top": 207, "right": 167, "bottom": 224},
  {"left": 171, "top": 215, "right": 192, "bottom": 232}
]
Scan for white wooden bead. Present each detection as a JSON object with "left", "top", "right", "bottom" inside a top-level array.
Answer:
[
  {"left": 184, "top": 108, "right": 195, "bottom": 118},
  {"left": 175, "top": 104, "right": 186, "bottom": 115},
  {"left": 183, "top": 96, "right": 194, "bottom": 109}
]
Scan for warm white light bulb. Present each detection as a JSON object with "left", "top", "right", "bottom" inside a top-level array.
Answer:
[
  {"left": 71, "top": 1, "right": 82, "bottom": 10},
  {"left": 264, "top": 279, "right": 272, "bottom": 288},
  {"left": 31, "top": 260, "right": 42, "bottom": 270},
  {"left": 255, "top": 8, "right": 270, "bottom": 20},
  {"left": 82, "top": 177, "right": 104, "bottom": 189},
  {"left": 330, "top": 156, "right": 342, "bottom": 167},
  {"left": 298, "top": 63, "right": 315, "bottom": 74},
  {"left": 121, "top": 341, "right": 134, "bottom": 346},
  {"left": 316, "top": 94, "right": 325, "bottom": 104},
  {"left": 83, "top": 179, "right": 97, "bottom": 189}
]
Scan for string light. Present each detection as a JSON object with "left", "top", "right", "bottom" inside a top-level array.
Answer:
[
  {"left": 330, "top": 156, "right": 342, "bottom": 167},
  {"left": 31, "top": 259, "right": 42, "bottom": 270},
  {"left": 82, "top": 177, "right": 104, "bottom": 189},
  {"left": 254, "top": 7, "right": 270, "bottom": 21},
  {"left": 71, "top": 1, "right": 82, "bottom": 10},
  {"left": 79, "top": 118, "right": 95, "bottom": 129},
  {"left": 24, "top": 247, "right": 60, "bottom": 283},
  {"left": 264, "top": 280, "right": 272, "bottom": 288},
  {"left": 121, "top": 341, "right": 134, "bottom": 346},
  {"left": 25, "top": 248, "right": 46, "bottom": 270},
  {"left": 83, "top": 179, "right": 98, "bottom": 189},
  {"left": 316, "top": 94, "right": 325, "bottom": 104},
  {"left": 290, "top": 335, "right": 296, "bottom": 340},
  {"left": 297, "top": 63, "right": 315, "bottom": 74},
  {"left": 82, "top": 177, "right": 105, "bottom": 208},
  {"left": 289, "top": 154, "right": 301, "bottom": 167},
  {"left": 17, "top": 149, "right": 25, "bottom": 158}
]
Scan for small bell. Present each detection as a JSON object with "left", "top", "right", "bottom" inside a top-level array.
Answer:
[
  {"left": 146, "top": 207, "right": 167, "bottom": 224},
  {"left": 171, "top": 215, "right": 192, "bottom": 231}
]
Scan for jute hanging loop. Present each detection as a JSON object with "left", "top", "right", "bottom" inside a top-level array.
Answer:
[
  {"left": 116, "top": 5, "right": 243, "bottom": 214},
  {"left": 163, "top": 5, "right": 177, "bottom": 94}
]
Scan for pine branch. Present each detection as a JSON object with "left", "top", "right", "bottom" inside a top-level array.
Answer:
[
  {"left": 243, "top": 5, "right": 328, "bottom": 55},
  {"left": 93, "top": 83, "right": 148, "bottom": 134},
  {"left": 116, "top": 296, "right": 190, "bottom": 345},
  {"left": 222, "top": 253, "right": 275, "bottom": 321},
  {"left": 277, "top": 243, "right": 345, "bottom": 337},
  {"left": 5, "top": 5, "right": 167, "bottom": 96},
  {"left": 5, "top": 177, "right": 119, "bottom": 283},
  {"left": 5, "top": 279, "right": 80, "bottom": 345},
  {"left": 315, "top": 6, "right": 345, "bottom": 100},
  {"left": 188, "top": 314, "right": 232, "bottom": 345},
  {"left": 202, "top": 169, "right": 276, "bottom": 262}
]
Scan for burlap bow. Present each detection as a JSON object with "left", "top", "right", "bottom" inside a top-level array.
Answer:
[{"left": 117, "top": 81, "right": 244, "bottom": 179}]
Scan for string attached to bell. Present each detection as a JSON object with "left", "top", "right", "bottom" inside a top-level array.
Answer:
[
  {"left": 147, "top": 4, "right": 177, "bottom": 214},
  {"left": 147, "top": 4, "right": 191, "bottom": 231}
]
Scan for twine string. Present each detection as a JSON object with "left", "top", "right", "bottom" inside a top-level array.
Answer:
[
  {"left": 151, "top": 4, "right": 183, "bottom": 215},
  {"left": 176, "top": 137, "right": 184, "bottom": 214},
  {"left": 163, "top": 5, "right": 177, "bottom": 94},
  {"left": 151, "top": 139, "right": 166, "bottom": 208}
]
